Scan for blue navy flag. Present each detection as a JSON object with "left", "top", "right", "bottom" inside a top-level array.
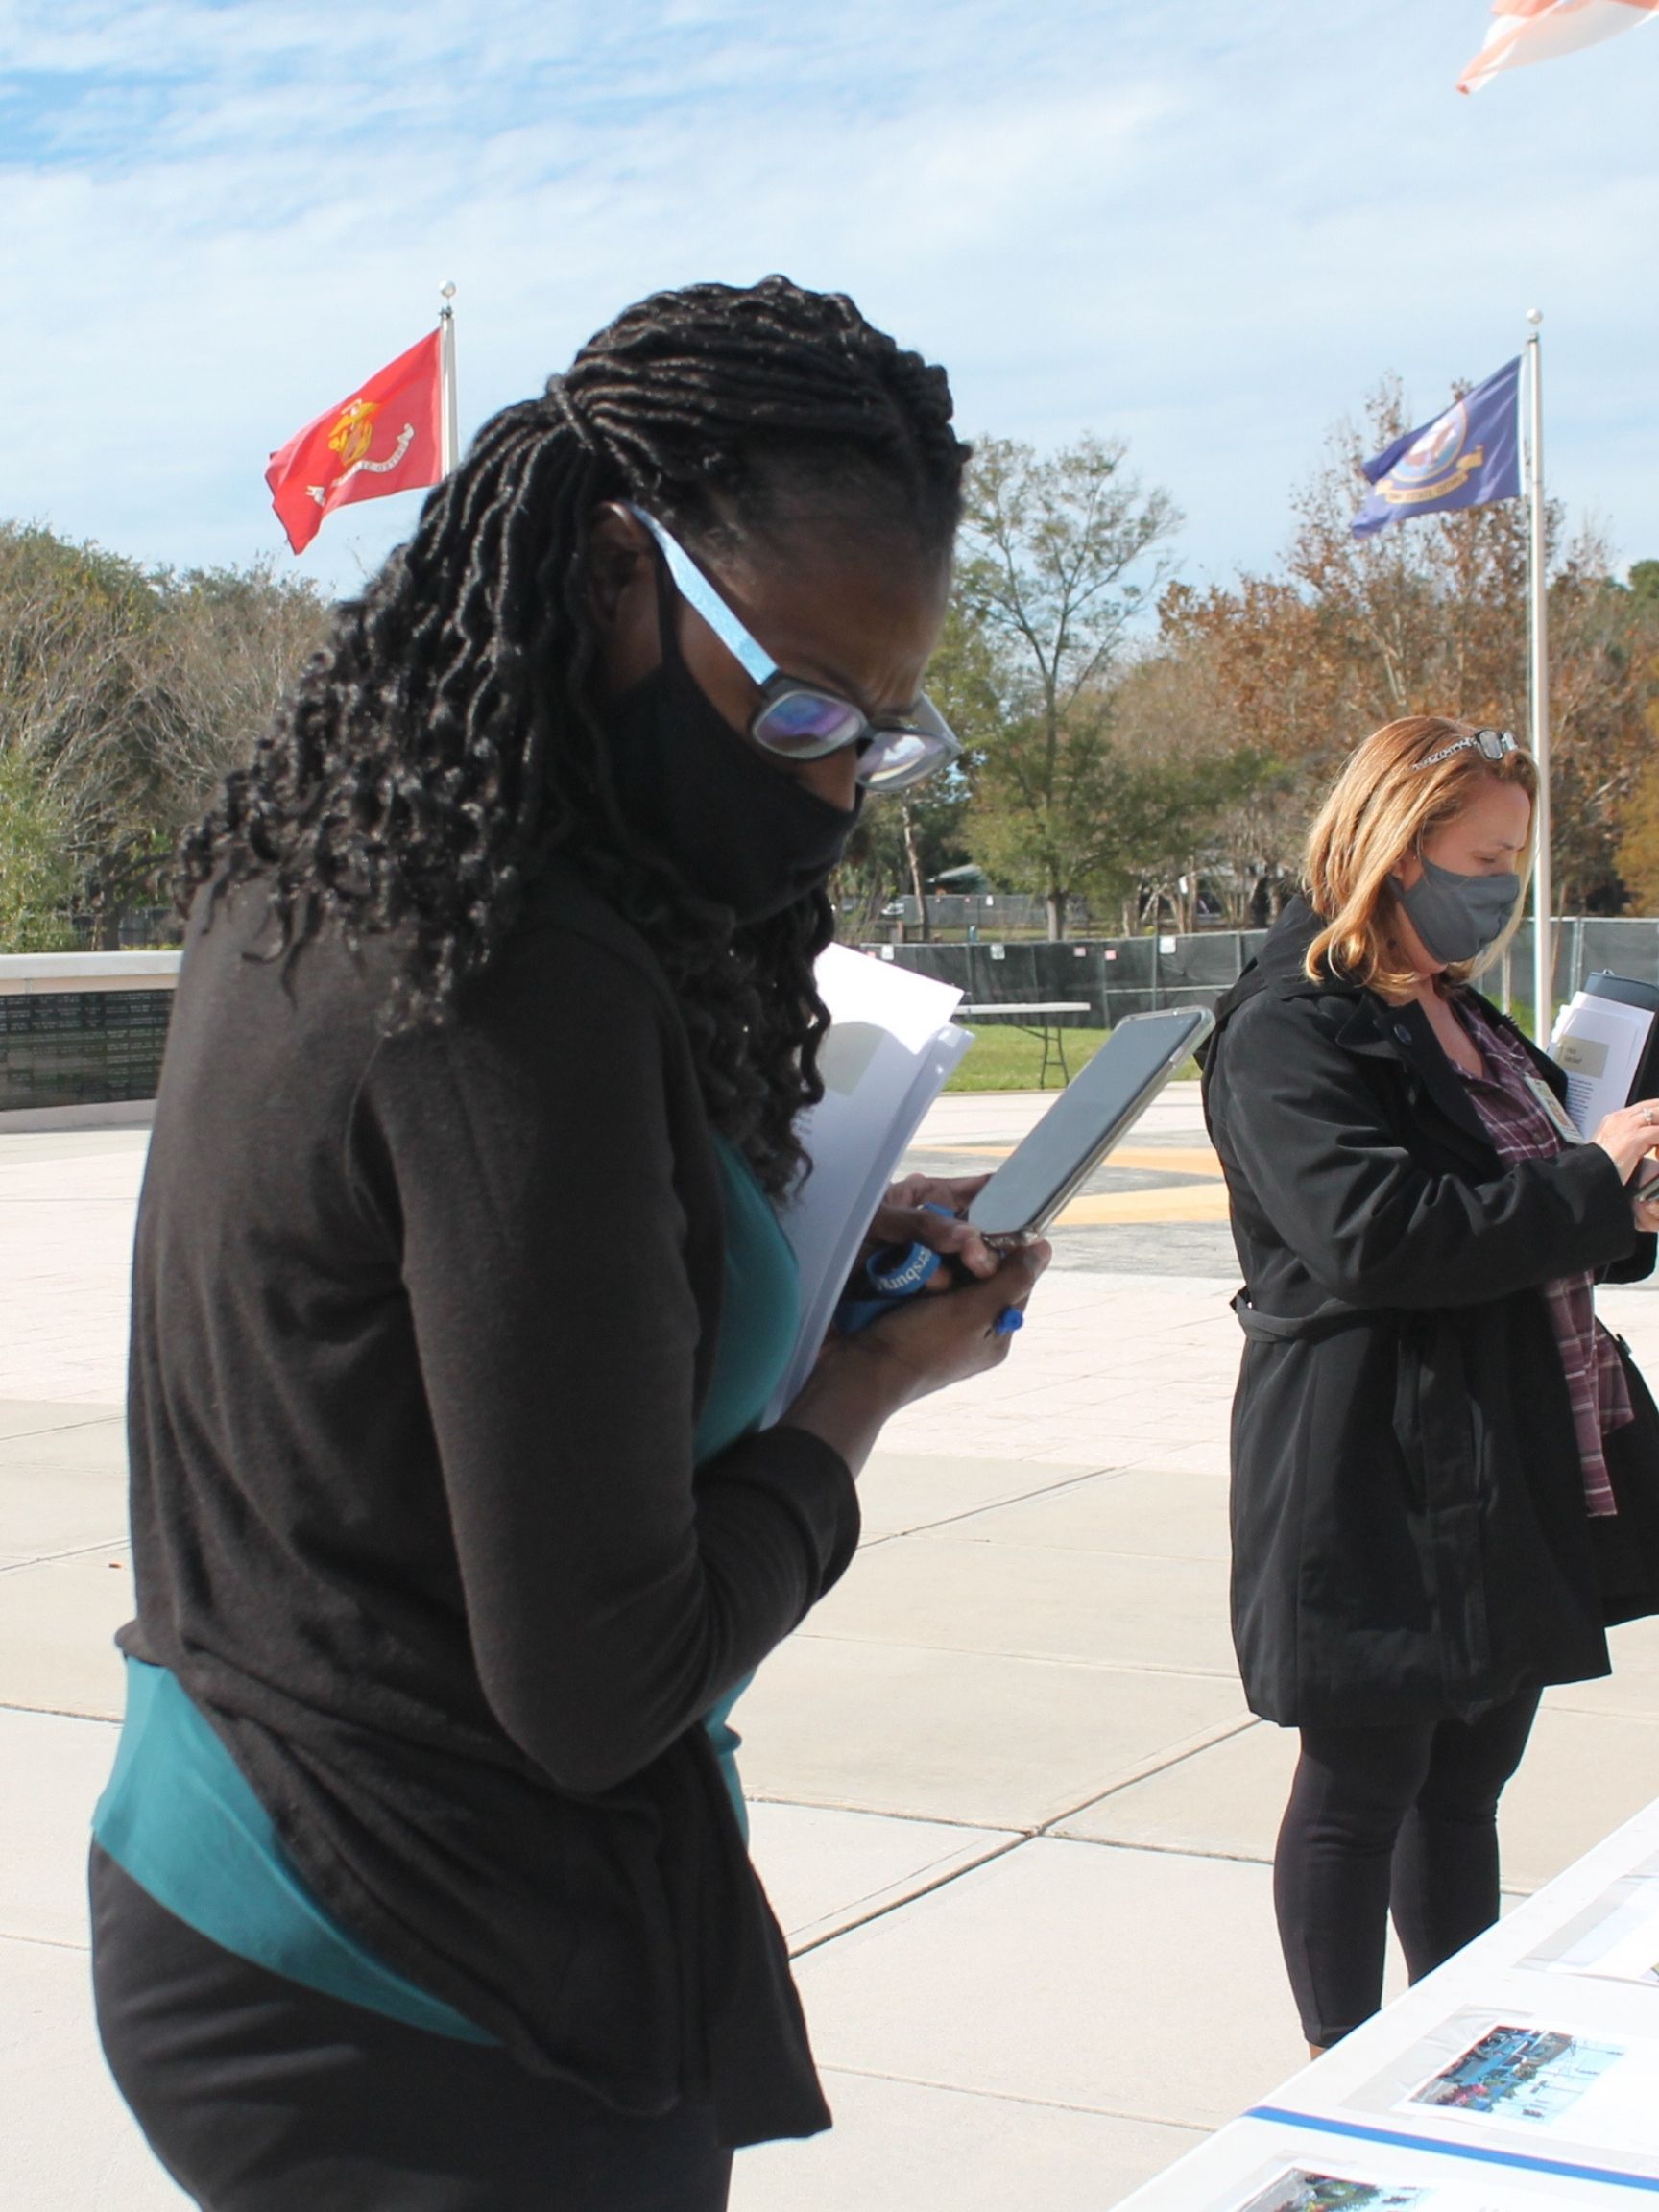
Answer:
[{"left": 1351, "top": 358, "right": 1522, "bottom": 540}]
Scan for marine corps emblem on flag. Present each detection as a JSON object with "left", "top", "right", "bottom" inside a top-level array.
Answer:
[
  {"left": 328, "top": 397, "right": 381, "bottom": 471},
  {"left": 266, "top": 330, "right": 444, "bottom": 553},
  {"left": 311, "top": 397, "right": 418, "bottom": 509}
]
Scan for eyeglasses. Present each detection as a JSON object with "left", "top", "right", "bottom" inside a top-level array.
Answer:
[
  {"left": 1413, "top": 727, "right": 1520, "bottom": 770},
  {"left": 624, "top": 504, "right": 962, "bottom": 795}
]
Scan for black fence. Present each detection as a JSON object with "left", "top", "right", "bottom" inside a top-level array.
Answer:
[
  {"left": 858, "top": 931, "right": 1268, "bottom": 1025},
  {"left": 861, "top": 917, "right": 1659, "bottom": 1030},
  {"left": 1500, "top": 918, "right": 1659, "bottom": 1001}
]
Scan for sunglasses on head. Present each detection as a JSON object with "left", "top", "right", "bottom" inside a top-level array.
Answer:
[
  {"left": 1412, "top": 727, "right": 1520, "bottom": 770},
  {"left": 623, "top": 504, "right": 962, "bottom": 796}
]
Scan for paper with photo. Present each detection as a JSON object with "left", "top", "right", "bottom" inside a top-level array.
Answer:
[
  {"left": 1394, "top": 2018, "right": 1659, "bottom": 2155},
  {"left": 1229, "top": 2166, "right": 1434, "bottom": 2211},
  {"left": 1219, "top": 2163, "right": 1598, "bottom": 2212},
  {"left": 1549, "top": 992, "right": 1653, "bottom": 1135},
  {"left": 763, "top": 943, "right": 972, "bottom": 1421}
]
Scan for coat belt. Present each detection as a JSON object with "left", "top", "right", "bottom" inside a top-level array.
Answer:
[{"left": 1231, "top": 1292, "right": 1373, "bottom": 1345}]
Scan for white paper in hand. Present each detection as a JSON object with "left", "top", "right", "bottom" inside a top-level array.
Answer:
[
  {"left": 1550, "top": 990, "right": 1654, "bottom": 1135},
  {"left": 764, "top": 945, "right": 972, "bottom": 1421}
]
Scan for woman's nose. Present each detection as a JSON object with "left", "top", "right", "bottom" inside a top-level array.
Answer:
[{"left": 792, "top": 749, "right": 861, "bottom": 812}]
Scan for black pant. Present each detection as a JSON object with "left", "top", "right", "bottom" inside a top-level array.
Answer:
[
  {"left": 89, "top": 1845, "right": 733, "bottom": 2212},
  {"left": 1272, "top": 1687, "right": 1542, "bottom": 2048}
]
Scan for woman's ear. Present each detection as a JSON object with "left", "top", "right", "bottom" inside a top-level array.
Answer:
[
  {"left": 586, "top": 503, "right": 662, "bottom": 698},
  {"left": 586, "top": 504, "right": 653, "bottom": 637}
]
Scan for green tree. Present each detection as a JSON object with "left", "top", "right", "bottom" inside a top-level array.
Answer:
[
  {"left": 956, "top": 435, "right": 1180, "bottom": 936},
  {"left": 0, "top": 524, "right": 173, "bottom": 942},
  {"left": 831, "top": 591, "right": 992, "bottom": 938},
  {"left": 0, "top": 749, "right": 77, "bottom": 950},
  {"left": 0, "top": 523, "right": 330, "bottom": 944}
]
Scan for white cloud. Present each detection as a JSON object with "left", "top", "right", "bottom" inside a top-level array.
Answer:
[{"left": 0, "top": 0, "right": 1654, "bottom": 596}]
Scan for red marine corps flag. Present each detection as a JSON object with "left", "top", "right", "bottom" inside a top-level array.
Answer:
[{"left": 266, "top": 328, "right": 446, "bottom": 554}]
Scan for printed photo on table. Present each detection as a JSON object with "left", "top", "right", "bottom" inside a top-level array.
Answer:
[{"left": 1405, "top": 2023, "right": 1621, "bottom": 2127}]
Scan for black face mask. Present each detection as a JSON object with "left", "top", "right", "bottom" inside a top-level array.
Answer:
[{"left": 605, "top": 569, "right": 863, "bottom": 926}]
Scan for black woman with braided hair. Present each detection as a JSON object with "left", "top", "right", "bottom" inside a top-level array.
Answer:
[{"left": 86, "top": 276, "right": 1047, "bottom": 2211}]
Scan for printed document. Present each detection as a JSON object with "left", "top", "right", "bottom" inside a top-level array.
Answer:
[
  {"left": 764, "top": 945, "right": 972, "bottom": 1420},
  {"left": 1549, "top": 992, "right": 1653, "bottom": 1135},
  {"left": 1217, "top": 2160, "right": 1598, "bottom": 2212},
  {"left": 1380, "top": 2013, "right": 1659, "bottom": 2160}
]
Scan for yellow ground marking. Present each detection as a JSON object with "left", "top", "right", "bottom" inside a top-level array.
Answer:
[
  {"left": 921, "top": 1142, "right": 1224, "bottom": 1179},
  {"left": 1113, "top": 1146, "right": 1223, "bottom": 1179},
  {"left": 918, "top": 1142, "right": 1016, "bottom": 1158},
  {"left": 1052, "top": 1185, "right": 1234, "bottom": 1227}
]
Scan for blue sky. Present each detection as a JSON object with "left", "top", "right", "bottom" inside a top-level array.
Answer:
[{"left": 1, "top": 0, "right": 1655, "bottom": 600}]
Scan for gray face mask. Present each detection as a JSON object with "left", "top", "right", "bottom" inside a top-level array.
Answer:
[{"left": 1393, "top": 855, "right": 1523, "bottom": 965}]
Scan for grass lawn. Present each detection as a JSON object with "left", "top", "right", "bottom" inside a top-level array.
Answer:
[
  {"left": 946, "top": 1022, "right": 1111, "bottom": 1092},
  {"left": 945, "top": 1022, "right": 1211, "bottom": 1093}
]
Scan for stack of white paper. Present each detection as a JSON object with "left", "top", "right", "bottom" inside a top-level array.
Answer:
[
  {"left": 1549, "top": 991, "right": 1654, "bottom": 1135},
  {"left": 764, "top": 944, "right": 973, "bottom": 1422}
]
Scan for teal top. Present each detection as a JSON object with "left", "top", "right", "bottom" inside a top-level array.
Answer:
[{"left": 93, "top": 1139, "right": 799, "bottom": 2042}]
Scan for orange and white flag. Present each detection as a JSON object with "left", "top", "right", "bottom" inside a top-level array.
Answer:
[
  {"left": 1459, "top": 0, "right": 1659, "bottom": 93},
  {"left": 266, "top": 331, "right": 444, "bottom": 553}
]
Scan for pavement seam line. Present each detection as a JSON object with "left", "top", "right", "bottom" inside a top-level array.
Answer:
[
  {"left": 814, "top": 2057, "right": 1213, "bottom": 2131},
  {"left": 780, "top": 1740, "right": 1286, "bottom": 1960},
  {"left": 0, "top": 1539, "right": 131, "bottom": 1576},
  {"left": 746, "top": 1793, "right": 1021, "bottom": 1837},
  {"left": 856, "top": 1461, "right": 1136, "bottom": 1550},
  {"left": 1046, "top": 1833, "right": 1274, "bottom": 1869},
  {"left": 1030, "top": 1716, "right": 1266, "bottom": 1839},
  {"left": 790, "top": 1631, "right": 1238, "bottom": 1679},
  {"left": 786, "top": 1833, "right": 1034, "bottom": 1958},
  {"left": 0, "top": 1413, "right": 124, "bottom": 1442},
  {"left": 0, "top": 1698, "right": 118, "bottom": 1723},
  {"left": 0, "top": 1928, "right": 91, "bottom": 1955}
]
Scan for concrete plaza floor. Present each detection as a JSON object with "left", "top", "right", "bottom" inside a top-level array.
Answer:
[{"left": 6, "top": 1086, "right": 1659, "bottom": 2207}]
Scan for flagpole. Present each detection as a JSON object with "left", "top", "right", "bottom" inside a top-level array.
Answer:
[
  {"left": 438, "top": 281, "right": 459, "bottom": 477},
  {"left": 1526, "top": 308, "right": 1552, "bottom": 1044}
]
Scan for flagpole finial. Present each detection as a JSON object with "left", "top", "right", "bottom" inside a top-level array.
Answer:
[{"left": 1527, "top": 306, "right": 1542, "bottom": 327}]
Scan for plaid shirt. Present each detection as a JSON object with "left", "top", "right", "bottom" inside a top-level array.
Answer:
[{"left": 1454, "top": 998, "right": 1628, "bottom": 1517}]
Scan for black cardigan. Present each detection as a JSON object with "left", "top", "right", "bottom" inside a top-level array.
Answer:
[{"left": 120, "top": 870, "right": 860, "bottom": 2146}]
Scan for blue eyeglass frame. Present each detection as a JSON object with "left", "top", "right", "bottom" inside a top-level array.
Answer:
[{"left": 623, "top": 503, "right": 961, "bottom": 795}]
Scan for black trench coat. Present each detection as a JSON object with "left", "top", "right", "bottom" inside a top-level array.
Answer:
[{"left": 1202, "top": 900, "right": 1659, "bottom": 1729}]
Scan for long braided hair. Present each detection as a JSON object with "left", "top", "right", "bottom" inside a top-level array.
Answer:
[{"left": 180, "top": 277, "right": 969, "bottom": 1194}]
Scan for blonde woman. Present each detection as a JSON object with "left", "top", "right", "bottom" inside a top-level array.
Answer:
[{"left": 1202, "top": 716, "right": 1659, "bottom": 2054}]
